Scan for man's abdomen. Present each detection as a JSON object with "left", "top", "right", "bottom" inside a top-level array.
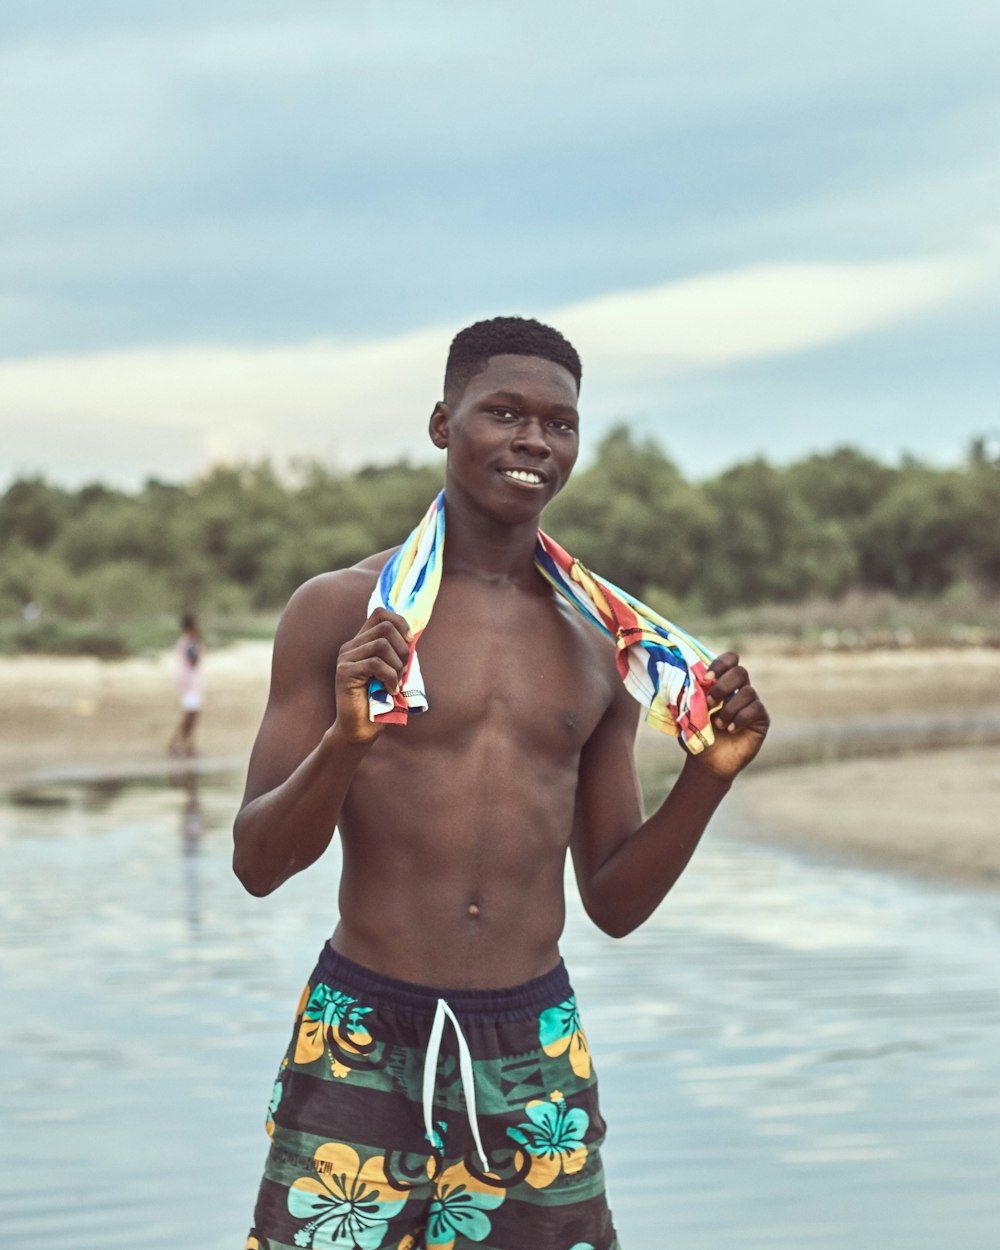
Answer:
[{"left": 335, "top": 734, "right": 580, "bottom": 987}]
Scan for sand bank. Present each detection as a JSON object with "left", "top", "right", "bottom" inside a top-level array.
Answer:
[
  {"left": 731, "top": 745, "right": 1000, "bottom": 889},
  {"left": 0, "top": 641, "right": 273, "bottom": 786}
]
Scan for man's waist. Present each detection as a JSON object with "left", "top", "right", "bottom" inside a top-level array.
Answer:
[{"left": 319, "top": 938, "right": 572, "bottom": 1022}]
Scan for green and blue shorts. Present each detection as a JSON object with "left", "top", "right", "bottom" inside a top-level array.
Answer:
[{"left": 246, "top": 944, "right": 619, "bottom": 1250}]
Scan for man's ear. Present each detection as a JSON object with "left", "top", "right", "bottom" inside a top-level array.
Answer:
[{"left": 428, "top": 402, "right": 449, "bottom": 449}]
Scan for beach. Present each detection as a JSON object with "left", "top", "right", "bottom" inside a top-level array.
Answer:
[
  {"left": 1, "top": 641, "right": 998, "bottom": 886},
  {"left": 0, "top": 641, "right": 272, "bottom": 785},
  {"left": 733, "top": 746, "right": 1000, "bottom": 888}
]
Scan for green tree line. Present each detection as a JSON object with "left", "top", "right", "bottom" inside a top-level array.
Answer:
[{"left": 1, "top": 430, "right": 997, "bottom": 654}]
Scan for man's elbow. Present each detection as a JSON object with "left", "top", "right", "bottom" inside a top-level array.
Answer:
[
  {"left": 582, "top": 897, "right": 639, "bottom": 940},
  {"left": 234, "top": 859, "right": 276, "bottom": 897},
  {"left": 594, "top": 916, "right": 638, "bottom": 940},
  {"left": 232, "top": 846, "right": 273, "bottom": 896},
  {"left": 232, "top": 816, "right": 279, "bottom": 897}
]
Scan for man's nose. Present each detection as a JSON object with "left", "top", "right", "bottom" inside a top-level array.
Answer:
[{"left": 511, "top": 419, "right": 552, "bottom": 456}]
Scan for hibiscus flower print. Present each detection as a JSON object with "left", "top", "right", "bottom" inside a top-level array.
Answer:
[
  {"left": 424, "top": 1158, "right": 505, "bottom": 1250},
  {"left": 293, "top": 982, "right": 374, "bottom": 1076},
  {"left": 538, "top": 997, "right": 591, "bottom": 1079},
  {"left": 265, "top": 1069, "right": 283, "bottom": 1138},
  {"left": 265, "top": 1055, "right": 289, "bottom": 1137},
  {"left": 507, "top": 1092, "right": 590, "bottom": 1190},
  {"left": 287, "top": 1142, "right": 407, "bottom": 1249}
]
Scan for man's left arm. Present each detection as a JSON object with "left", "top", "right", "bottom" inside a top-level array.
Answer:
[{"left": 570, "top": 652, "right": 769, "bottom": 937}]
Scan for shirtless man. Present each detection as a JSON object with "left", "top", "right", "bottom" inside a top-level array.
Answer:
[{"left": 236, "top": 317, "right": 769, "bottom": 1250}]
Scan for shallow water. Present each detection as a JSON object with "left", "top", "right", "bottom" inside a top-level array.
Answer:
[{"left": 1, "top": 771, "right": 998, "bottom": 1249}]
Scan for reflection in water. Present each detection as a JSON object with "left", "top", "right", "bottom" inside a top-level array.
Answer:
[
  {"left": 0, "top": 775, "right": 998, "bottom": 1250},
  {"left": 169, "top": 769, "right": 203, "bottom": 936},
  {"left": 6, "top": 786, "right": 72, "bottom": 809},
  {"left": 80, "top": 776, "right": 128, "bottom": 812}
]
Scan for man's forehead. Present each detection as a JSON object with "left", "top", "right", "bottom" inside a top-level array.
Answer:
[{"left": 470, "top": 353, "right": 579, "bottom": 396}]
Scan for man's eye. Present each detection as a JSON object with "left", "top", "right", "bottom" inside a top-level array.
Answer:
[
  {"left": 548, "top": 420, "right": 575, "bottom": 433},
  {"left": 492, "top": 408, "right": 517, "bottom": 420}
]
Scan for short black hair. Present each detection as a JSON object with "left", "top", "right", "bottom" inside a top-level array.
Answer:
[{"left": 443, "top": 316, "right": 582, "bottom": 405}]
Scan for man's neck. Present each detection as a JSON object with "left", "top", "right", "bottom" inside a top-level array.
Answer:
[{"left": 441, "top": 489, "right": 542, "bottom": 587}]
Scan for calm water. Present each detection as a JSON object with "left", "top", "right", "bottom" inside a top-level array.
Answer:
[{"left": 1, "top": 771, "right": 998, "bottom": 1249}]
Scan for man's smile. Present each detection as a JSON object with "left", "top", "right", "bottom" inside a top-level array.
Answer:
[{"left": 499, "top": 467, "right": 548, "bottom": 487}]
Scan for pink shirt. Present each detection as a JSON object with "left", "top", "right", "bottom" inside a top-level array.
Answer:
[{"left": 176, "top": 635, "right": 204, "bottom": 700}]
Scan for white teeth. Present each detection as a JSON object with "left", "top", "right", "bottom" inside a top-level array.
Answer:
[{"left": 503, "top": 469, "right": 543, "bottom": 484}]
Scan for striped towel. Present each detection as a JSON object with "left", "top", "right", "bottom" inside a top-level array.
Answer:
[{"left": 367, "top": 490, "right": 717, "bottom": 753}]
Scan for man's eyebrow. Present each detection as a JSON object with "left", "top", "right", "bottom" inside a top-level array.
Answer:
[{"left": 482, "top": 390, "right": 579, "bottom": 418}]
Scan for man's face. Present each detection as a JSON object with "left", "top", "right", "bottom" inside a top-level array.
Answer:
[{"left": 432, "top": 354, "right": 580, "bottom": 520}]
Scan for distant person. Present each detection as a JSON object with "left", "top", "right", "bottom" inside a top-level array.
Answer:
[
  {"left": 168, "top": 613, "right": 203, "bottom": 758},
  {"left": 235, "top": 316, "right": 770, "bottom": 1249}
]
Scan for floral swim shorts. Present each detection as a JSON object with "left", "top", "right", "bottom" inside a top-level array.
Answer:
[{"left": 246, "top": 943, "right": 620, "bottom": 1250}]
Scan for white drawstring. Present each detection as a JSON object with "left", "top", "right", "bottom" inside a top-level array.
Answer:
[{"left": 422, "top": 997, "right": 489, "bottom": 1172}]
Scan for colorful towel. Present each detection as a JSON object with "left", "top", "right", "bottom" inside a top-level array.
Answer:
[{"left": 367, "top": 491, "right": 717, "bottom": 753}]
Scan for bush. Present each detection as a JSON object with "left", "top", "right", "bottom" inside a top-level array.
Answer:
[
  {"left": 1, "top": 436, "right": 995, "bottom": 656},
  {"left": 0, "top": 618, "right": 129, "bottom": 658}
]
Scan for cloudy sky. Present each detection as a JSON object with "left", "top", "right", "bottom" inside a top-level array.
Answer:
[{"left": 2, "top": 1, "right": 998, "bottom": 488}]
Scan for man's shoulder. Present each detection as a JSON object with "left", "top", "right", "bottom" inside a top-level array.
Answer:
[
  {"left": 279, "top": 547, "right": 401, "bottom": 645},
  {"left": 294, "top": 547, "right": 399, "bottom": 604}
]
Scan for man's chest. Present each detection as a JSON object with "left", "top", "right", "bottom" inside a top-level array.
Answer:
[{"left": 408, "top": 579, "right": 614, "bottom": 749}]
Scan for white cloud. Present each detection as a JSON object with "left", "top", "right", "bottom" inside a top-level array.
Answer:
[
  {"left": 554, "top": 250, "right": 989, "bottom": 374},
  {"left": 0, "top": 329, "right": 448, "bottom": 478},
  {"left": 1, "top": 244, "right": 995, "bottom": 485}
]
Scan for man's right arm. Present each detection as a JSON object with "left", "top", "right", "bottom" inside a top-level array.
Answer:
[{"left": 232, "top": 572, "right": 411, "bottom": 897}]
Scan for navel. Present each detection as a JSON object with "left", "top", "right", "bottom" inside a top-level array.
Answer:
[{"left": 466, "top": 902, "right": 481, "bottom": 919}]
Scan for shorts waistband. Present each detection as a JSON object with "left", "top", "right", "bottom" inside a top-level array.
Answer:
[{"left": 315, "top": 942, "right": 573, "bottom": 1022}]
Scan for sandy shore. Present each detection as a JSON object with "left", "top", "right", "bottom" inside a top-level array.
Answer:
[
  {"left": 2, "top": 641, "right": 998, "bottom": 886},
  {"left": 731, "top": 745, "right": 1000, "bottom": 889},
  {"left": 730, "top": 649, "right": 1000, "bottom": 888},
  {"left": 0, "top": 641, "right": 273, "bottom": 786}
]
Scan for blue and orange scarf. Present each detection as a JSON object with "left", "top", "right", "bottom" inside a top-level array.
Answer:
[{"left": 367, "top": 491, "right": 717, "bottom": 753}]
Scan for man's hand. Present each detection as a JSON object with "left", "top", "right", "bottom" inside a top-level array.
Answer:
[
  {"left": 694, "top": 651, "right": 770, "bottom": 780},
  {"left": 335, "top": 607, "right": 413, "bottom": 746}
]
